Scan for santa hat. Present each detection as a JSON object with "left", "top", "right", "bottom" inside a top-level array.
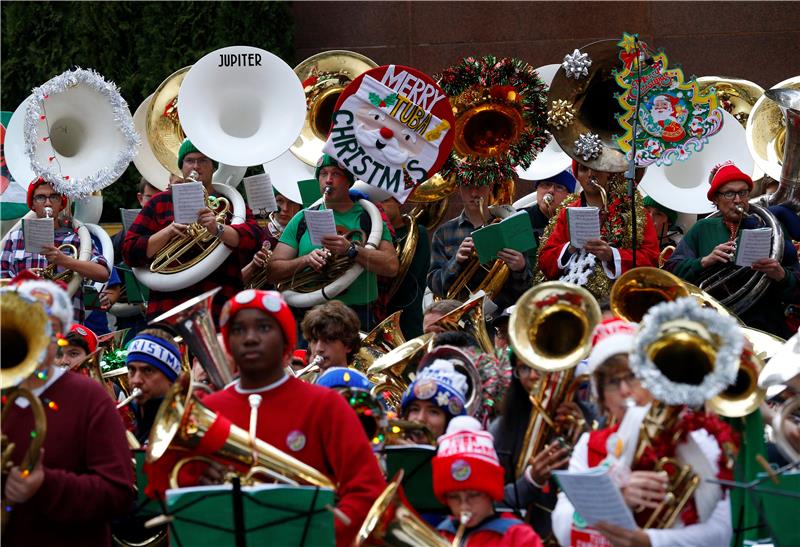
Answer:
[
  {"left": 432, "top": 416, "right": 504, "bottom": 502},
  {"left": 13, "top": 279, "right": 74, "bottom": 332},
  {"left": 401, "top": 359, "right": 468, "bottom": 419},
  {"left": 26, "top": 177, "right": 68, "bottom": 209},
  {"left": 66, "top": 324, "right": 98, "bottom": 354},
  {"left": 706, "top": 161, "right": 753, "bottom": 201},
  {"left": 219, "top": 289, "right": 296, "bottom": 357},
  {"left": 586, "top": 317, "right": 638, "bottom": 374}
]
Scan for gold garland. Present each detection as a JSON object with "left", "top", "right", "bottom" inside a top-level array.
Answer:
[{"left": 532, "top": 174, "right": 648, "bottom": 301}]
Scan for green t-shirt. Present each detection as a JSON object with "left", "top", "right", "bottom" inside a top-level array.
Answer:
[{"left": 279, "top": 202, "right": 392, "bottom": 305}]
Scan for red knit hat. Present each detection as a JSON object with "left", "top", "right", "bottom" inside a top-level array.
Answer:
[
  {"left": 68, "top": 324, "right": 98, "bottom": 354},
  {"left": 219, "top": 289, "right": 297, "bottom": 357},
  {"left": 706, "top": 161, "right": 753, "bottom": 201},
  {"left": 586, "top": 317, "right": 638, "bottom": 374},
  {"left": 26, "top": 177, "right": 68, "bottom": 209},
  {"left": 432, "top": 416, "right": 505, "bottom": 503}
]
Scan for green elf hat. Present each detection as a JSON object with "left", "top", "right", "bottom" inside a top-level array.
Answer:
[
  {"left": 314, "top": 154, "right": 355, "bottom": 185},
  {"left": 642, "top": 195, "right": 678, "bottom": 225},
  {"left": 177, "top": 138, "right": 218, "bottom": 170}
]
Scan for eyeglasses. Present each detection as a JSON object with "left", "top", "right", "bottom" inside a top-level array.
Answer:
[
  {"left": 717, "top": 189, "right": 749, "bottom": 200},
  {"left": 604, "top": 372, "right": 639, "bottom": 391},
  {"left": 32, "top": 194, "right": 61, "bottom": 204},
  {"left": 183, "top": 156, "right": 212, "bottom": 167}
]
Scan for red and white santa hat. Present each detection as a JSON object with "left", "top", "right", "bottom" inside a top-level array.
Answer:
[
  {"left": 706, "top": 161, "right": 753, "bottom": 201},
  {"left": 586, "top": 317, "right": 638, "bottom": 374},
  {"left": 432, "top": 416, "right": 504, "bottom": 503}
]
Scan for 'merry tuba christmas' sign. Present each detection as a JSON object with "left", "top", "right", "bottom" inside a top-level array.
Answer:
[{"left": 322, "top": 65, "right": 455, "bottom": 203}]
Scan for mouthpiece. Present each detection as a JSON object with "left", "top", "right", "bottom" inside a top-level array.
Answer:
[
  {"left": 543, "top": 194, "right": 554, "bottom": 204},
  {"left": 324, "top": 186, "right": 334, "bottom": 195},
  {"left": 44, "top": 206, "right": 53, "bottom": 218},
  {"left": 623, "top": 397, "right": 637, "bottom": 409},
  {"left": 116, "top": 388, "right": 143, "bottom": 409}
]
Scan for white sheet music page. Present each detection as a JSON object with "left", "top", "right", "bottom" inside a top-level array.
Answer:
[
  {"left": 243, "top": 174, "right": 278, "bottom": 213},
  {"left": 23, "top": 218, "right": 55, "bottom": 254},
  {"left": 735, "top": 227, "right": 773, "bottom": 267},
  {"left": 553, "top": 467, "right": 638, "bottom": 530},
  {"left": 171, "top": 182, "right": 205, "bottom": 225},
  {"left": 120, "top": 208, "right": 142, "bottom": 233},
  {"left": 303, "top": 209, "right": 337, "bottom": 246},
  {"left": 567, "top": 207, "right": 601, "bottom": 248}
]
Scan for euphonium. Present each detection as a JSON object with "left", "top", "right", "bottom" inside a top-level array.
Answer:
[
  {"left": 509, "top": 282, "right": 601, "bottom": 478},
  {"left": 352, "top": 311, "right": 407, "bottom": 373},
  {"left": 36, "top": 243, "right": 78, "bottom": 283},
  {"left": 148, "top": 171, "right": 232, "bottom": 275},
  {"left": 149, "top": 287, "right": 233, "bottom": 390},
  {"left": 147, "top": 374, "right": 334, "bottom": 489},
  {"left": 406, "top": 172, "right": 456, "bottom": 231},
  {"left": 369, "top": 334, "right": 434, "bottom": 413},
  {"left": 274, "top": 229, "right": 363, "bottom": 293},
  {"left": 355, "top": 470, "right": 449, "bottom": 547},
  {"left": 430, "top": 292, "right": 494, "bottom": 355}
]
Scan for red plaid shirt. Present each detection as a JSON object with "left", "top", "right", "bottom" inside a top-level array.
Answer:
[{"left": 122, "top": 190, "right": 262, "bottom": 325}]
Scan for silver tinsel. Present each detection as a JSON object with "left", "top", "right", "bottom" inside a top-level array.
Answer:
[
  {"left": 629, "top": 297, "right": 742, "bottom": 407},
  {"left": 562, "top": 49, "right": 591, "bottom": 80},
  {"left": 574, "top": 132, "right": 603, "bottom": 161},
  {"left": 24, "top": 67, "right": 140, "bottom": 200}
]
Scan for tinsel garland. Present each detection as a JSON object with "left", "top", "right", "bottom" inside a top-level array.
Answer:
[
  {"left": 630, "top": 297, "right": 742, "bottom": 406},
  {"left": 436, "top": 56, "right": 549, "bottom": 186},
  {"left": 468, "top": 347, "right": 512, "bottom": 427},
  {"left": 24, "top": 67, "right": 140, "bottom": 200},
  {"left": 532, "top": 175, "right": 647, "bottom": 300}
]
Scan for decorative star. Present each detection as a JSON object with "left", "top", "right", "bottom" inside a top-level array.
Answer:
[
  {"left": 562, "top": 49, "right": 592, "bottom": 80},
  {"left": 548, "top": 99, "right": 576, "bottom": 129},
  {"left": 617, "top": 33, "right": 639, "bottom": 54}
]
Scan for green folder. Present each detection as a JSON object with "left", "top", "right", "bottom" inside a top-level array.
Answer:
[
  {"left": 166, "top": 484, "right": 335, "bottom": 546},
  {"left": 298, "top": 178, "right": 323, "bottom": 208},
  {"left": 121, "top": 268, "right": 149, "bottom": 303},
  {"left": 384, "top": 445, "right": 446, "bottom": 513},
  {"left": 753, "top": 471, "right": 800, "bottom": 547},
  {"left": 470, "top": 210, "right": 536, "bottom": 264}
]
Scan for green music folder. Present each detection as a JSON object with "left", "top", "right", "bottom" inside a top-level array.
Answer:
[
  {"left": 298, "top": 179, "right": 323, "bottom": 208},
  {"left": 754, "top": 470, "right": 800, "bottom": 546},
  {"left": 121, "top": 267, "right": 149, "bottom": 303},
  {"left": 384, "top": 445, "right": 446, "bottom": 512},
  {"left": 166, "top": 484, "right": 335, "bottom": 546},
  {"left": 471, "top": 210, "right": 536, "bottom": 264}
]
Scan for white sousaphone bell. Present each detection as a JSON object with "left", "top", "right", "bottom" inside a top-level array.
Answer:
[
  {"left": 262, "top": 149, "right": 314, "bottom": 205},
  {"left": 638, "top": 109, "right": 755, "bottom": 215},
  {"left": 133, "top": 46, "right": 306, "bottom": 292},
  {"left": 746, "top": 75, "right": 800, "bottom": 183}
]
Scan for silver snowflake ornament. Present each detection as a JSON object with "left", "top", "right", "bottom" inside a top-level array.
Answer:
[
  {"left": 562, "top": 49, "right": 592, "bottom": 80},
  {"left": 574, "top": 132, "right": 603, "bottom": 161}
]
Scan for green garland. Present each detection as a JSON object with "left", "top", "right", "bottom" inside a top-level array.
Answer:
[{"left": 437, "top": 55, "right": 550, "bottom": 187}]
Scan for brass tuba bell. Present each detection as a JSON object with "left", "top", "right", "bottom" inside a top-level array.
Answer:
[
  {"left": 147, "top": 374, "right": 334, "bottom": 489},
  {"left": 291, "top": 50, "right": 378, "bottom": 166},
  {"left": 1, "top": 290, "right": 53, "bottom": 389},
  {"left": 429, "top": 292, "right": 495, "bottom": 355}
]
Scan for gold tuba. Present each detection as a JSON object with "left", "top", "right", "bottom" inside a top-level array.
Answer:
[
  {"left": 149, "top": 287, "right": 233, "bottom": 390},
  {"left": 355, "top": 470, "right": 449, "bottom": 547},
  {"left": 291, "top": 50, "right": 378, "bottom": 166},
  {"left": 405, "top": 172, "right": 456, "bottom": 231},
  {"left": 430, "top": 292, "right": 494, "bottom": 354},
  {"left": 509, "top": 282, "right": 601, "bottom": 478},
  {"left": 708, "top": 346, "right": 765, "bottom": 418},
  {"left": 147, "top": 374, "right": 334, "bottom": 489},
  {"left": 369, "top": 333, "right": 433, "bottom": 413},
  {"left": 697, "top": 77, "right": 764, "bottom": 127}
]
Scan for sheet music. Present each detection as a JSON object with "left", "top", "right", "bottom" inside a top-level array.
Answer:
[
  {"left": 120, "top": 208, "right": 142, "bottom": 233},
  {"left": 553, "top": 467, "right": 638, "bottom": 530},
  {"left": 23, "top": 218, "right": 55, "bottom": 254},
  {"left": 171, "top": 182, "right": 205, "bottom": 224},
  {"left": 567, "top": 207, "right": 601, "bottom": 248},
  {"left": 303, "top": 209, "right": 337, "bottom": 246},
  {"left": 735, "top": 227, "right": 773, "bottom": 267},
  {"left": 243, "top": 174, "right": 278, "bottom": 213}
]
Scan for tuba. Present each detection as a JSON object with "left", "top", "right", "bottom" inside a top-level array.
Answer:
[
  {"left": 509, "top": 282, "right": 601, "bottom": 478},
  {"left": 148, "top": 287, "right": 233, "bottom": 390},
  {"left": 405, "top": 173, "right": 456, "bottom": 231},
  {"left": 429, "top": 292, "right": 494, "bottom": 354},
  {"left": 628, "top": 297, "right": 743, "bottom": 529},
  {"left": 1, "top": 291, "right": 50, "bottom": 531},
  {"left": 355, "top": 470, "right": 449, "bottom": 547},
  {"left": 147, "top": 374, "right": 334, "bottom": 489},
  {"left": 369, "top": 333, "right": 434, "bottom": 413},
  {"left": 758, "top": 329, "right": 800, "bottom": 463},
  {"left": 747, "top": 77, "right": 800, "bottom": 209},
  {"left": 291, "top": 50, "right": 378, "bottom": 166}
]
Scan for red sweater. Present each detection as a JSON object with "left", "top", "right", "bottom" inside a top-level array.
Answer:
[
  {"left": 146, "top": 376, "right": 386, "bottom": 546},
  {"left": 538, "top": 203, "right": 660, "bottom": 280},
  {"left": 3, "top": 371, "right": 135, "bottom": 547},
  {"left": 437, "top": 513, "right": 544, "bottom": 546}
]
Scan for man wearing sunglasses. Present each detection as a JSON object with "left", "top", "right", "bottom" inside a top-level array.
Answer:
[
  {"left": 0, "top": 177, "right": 110, "bottom": 322},
  {"left": 665, "top": 161, "right": 800, "bottom": 337}
]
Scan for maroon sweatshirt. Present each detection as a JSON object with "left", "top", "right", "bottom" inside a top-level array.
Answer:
[{"left": 3, "top": 371, "right": 135, "bottom": 547}]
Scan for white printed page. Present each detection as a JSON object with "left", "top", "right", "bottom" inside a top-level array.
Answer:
[
  {"left": 567, "top": 207, "right": 601, "bottom": 248},
  {"left": 553, "top": 468, "right": 638, "bottom": 530},
  {"left": 243, "top": 174, "right": 278, "bottom": 213},
  {"left": 735, "top": 227, "right": 773, "bottom": 267},
  {"left": 23, "top": 217, "right": 55, "bottom": 254},
  {"left": 303, "top": 209, "right": 337, "bottom": 246},
  {"left": 171, "top": 182, "right": 206, "bottom": 225}
]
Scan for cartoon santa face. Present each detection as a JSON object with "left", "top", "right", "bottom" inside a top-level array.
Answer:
[
  {"left": 354, "top": 105, "right": 426, "bottom": 166},
  {"left": 650, "top": 95, "right": 676, "bottom": 123}
]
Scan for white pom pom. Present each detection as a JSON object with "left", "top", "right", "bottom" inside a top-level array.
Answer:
[{"left": 446, "top": 415, "right": 482, "bottom": 435}]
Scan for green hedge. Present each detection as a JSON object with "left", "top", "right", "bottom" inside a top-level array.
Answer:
[{"left": 1, "top": 1, "right": 294, "bottom": 221}]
